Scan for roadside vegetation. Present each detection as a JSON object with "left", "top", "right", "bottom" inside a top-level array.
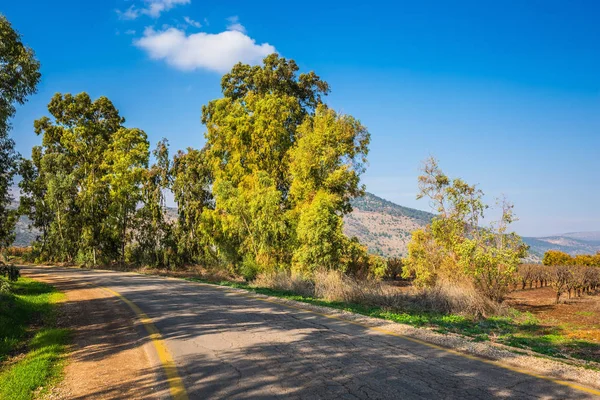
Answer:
[{"left": 0, "top": 275, "right": 68, "bottom": 400}]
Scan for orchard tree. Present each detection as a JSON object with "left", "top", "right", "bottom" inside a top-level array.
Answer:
[{"left": 0, "top": 15, "right": 41, "bottom": 249}]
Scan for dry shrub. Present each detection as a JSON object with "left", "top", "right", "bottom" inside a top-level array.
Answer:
[
  {"left": 414, "top": 279, "right": 502, "bottom": 316},
  {"left": 3, "top": 246, "right": 32, "bottom": 259},
  {"left": 252, "top": 271, "right": 314, "bottom": 297},
  {"left": 252, "top": 268, "right": 501, "bottom": 318},
  {"left": 313, "top": 269, "right": 390, "bottom": 304}
]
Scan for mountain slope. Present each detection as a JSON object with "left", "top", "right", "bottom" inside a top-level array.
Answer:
[
  {"left": 343, "top": 193, "right": 433, "bottom": 257},
  {"left": 522, "top": 236, "right": 600, "bottom": 258},
  {"left": 344, "top": 193, "right": 600, "bottom": 260}
]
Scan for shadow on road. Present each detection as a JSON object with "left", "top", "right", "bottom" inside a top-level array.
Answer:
[{"left": 24, "top": 267, "right": 598, "bottom": 400}]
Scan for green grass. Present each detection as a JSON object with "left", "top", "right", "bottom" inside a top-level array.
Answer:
[
  {"left": 575, "top": 311, "right": 595, "bottom": 317},
  {"left": 183, "top": 276, "right": 600, "bottom": 364},
  {"left": 0, "top": 277, "right": 69, "bottom": 400}
]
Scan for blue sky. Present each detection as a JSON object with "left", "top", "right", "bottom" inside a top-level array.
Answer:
[{"left": 3, "top": 0, "right": 599, "bottom": 236}]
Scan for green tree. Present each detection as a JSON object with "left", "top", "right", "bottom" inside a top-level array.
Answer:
[
  {"left": 292, "top": 190, "right": 345, "bottom": 275},
  {"left": 403, "top": 158, "right": 527, "bottom": 302},
  {"left": 18, "top": 147, "right": 53, "bottom": 254},
  {"left": 202, "top": 54, "right": 370, "bottom": 276},
  {"left": 23, "top": 93, "right": 149, "bottom": 264},
  {"left": 0, "top": 15, "right": 41, "bottom": 249},
  {"left": 134, "top": 139, "right": 175, "bottom": 267},
  {"left": 289, "top": 105, "right": 370, "bottom": 274},
  {"left": 214, "top": 172, "right": 288, "bottom": 278},
  {"left": 33, "top": 93, "right": 125, "bottom": 264},
  {"left": 102, "top": 127, "right": 149, "bottom": 263},
  {"left": 171, "top": 147, "right": 213, "bottom": 264}
]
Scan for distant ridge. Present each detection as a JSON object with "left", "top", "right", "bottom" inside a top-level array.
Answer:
[{"left": 344, "top": 193, "right": 600, "bottom": 260}]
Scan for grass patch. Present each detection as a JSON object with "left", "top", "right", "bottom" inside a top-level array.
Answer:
[
  {"left": 184, "top": 276, "right": 600, "bottom": 364},
  {"left": 0, "top": 277, "right": 69, "bottom": 400},
  {"left": 575, "top": 311, "right": 595, "bottom": 317}
]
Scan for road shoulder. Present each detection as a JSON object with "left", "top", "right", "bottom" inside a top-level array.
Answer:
[{"left": 25, "top": 270, "right": 166, "bottom": 400}]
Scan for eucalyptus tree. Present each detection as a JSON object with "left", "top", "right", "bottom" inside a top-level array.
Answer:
[
  {"left": 22, "top": 93, "right": 149, "bottom": 264},
  {"left": 171, "top": 147, "right": 213, "bottom": 264},
  {"left": 202, "top": 54, "right": 370, "bottom": 277},
  {"left": 134, "top": 139, "right": 175, "bottom": 267},
  {"left": 0, "top": 15, "right": 40, "bottom": 249}
]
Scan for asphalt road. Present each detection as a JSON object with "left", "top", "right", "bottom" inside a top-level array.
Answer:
[{"left": 22, "top": 266, "right": 599, "bottom": 399}]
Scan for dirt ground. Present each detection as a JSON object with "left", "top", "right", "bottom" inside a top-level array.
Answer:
[
  {"left": 506, "top": 287, "right": 600, "bottom": 343},
  {"left": 23, "top": 270, "right": 165, "bottom": 400}
]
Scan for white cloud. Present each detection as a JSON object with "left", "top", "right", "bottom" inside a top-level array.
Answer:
[
  {"left": 134, "top": 26, "right": 275, "bottom": 73},
  {"left": 117, "top": 0, "right": 190, "bottom": 20},
  {"left": 145, "top": 0, "right": 189, "bottom": 18},
  {"left": 226, "top": 16, "right": 246, "bottom": 33},
  {"left": 184, "top": 16, "right": 202, "bottom": 28},
  {"left": 117, "top": 5, "right": 140, "bottom": 20},
  {"left": 125, "top": 29, "right": 137, "bottom": 35}
]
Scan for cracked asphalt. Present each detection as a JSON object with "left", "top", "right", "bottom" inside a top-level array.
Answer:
[{"left": 22, "top": 266, "right": 599, "bottom": 399}]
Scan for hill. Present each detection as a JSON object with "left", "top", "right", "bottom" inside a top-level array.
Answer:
[
  {"left": 343, "top": 193, "right": 433, "bottom": 257},
  {"left": 522, "top": 236, "right": 600, "bottom": 259},
  {"left": 344, "top": 193, "right": 600, "bottom": 261}
]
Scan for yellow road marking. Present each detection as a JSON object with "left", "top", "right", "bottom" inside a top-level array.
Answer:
[
  {"left": 103, "top": 288, "right": 189, "bottom": 400},
  {"left": 203, "top": 284, "right": 600, "bottom": 397}
]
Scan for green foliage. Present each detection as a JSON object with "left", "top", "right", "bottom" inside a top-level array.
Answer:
[
  {"left": 17, "top": 54, "right": 373, "bottom": 277},
  {"left": 203, "top": 54, "right": 370, "bottom": 276},
  {"left": 293, "top": 191, "right": 346, "bottom": 275},
  {"left": 102, "top": 127, "right": 149, "bottom": 262},
  {"left": 0, "top": 278, "right": 68, "bottom": 400},
  {"left": 132, "top": 139, "right": 176, "bottom": 268},
  {"left": 0, "top": 262, "right": 20, "bottom": 282},
  {"left": 171, "top": 147, "right": 214, "bottom": 264},
  {"left": 403, "top": 158, "right": 527, "bottom": 302},
  {"left": 0, "top": 15, "right": 41, "bottom": 250},
  {"left": 20, "top": 93, "right": 150, "bottom": 265}
]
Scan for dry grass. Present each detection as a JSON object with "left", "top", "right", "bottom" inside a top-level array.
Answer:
[
  {"left": 2, "top": 247, "right": 32, "bottom": 261},
  {"left": 253, "top": 269, "right": 501, "bottom": 316},
  {"left": 413, "top": 280, "right": 502, "bottom": 317},
  {"left": 252, "top": 271, "right": 314, "bottom": 297}
]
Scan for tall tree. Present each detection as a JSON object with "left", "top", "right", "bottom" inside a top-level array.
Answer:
[
  {"left": 134, "top": 139, "right": 175, "bottom": 267},
  {"left": 18, "top": 147, "right": 53, "bottom": 253},
  {"left": 171, "top": 147, "right": 213, "bottom": 264},
  {"left": 0, "top": 15, "right": 41, "bottom": 249},
  {"left": 102, "top": 127, "right": 149, "bottom": 263},
  {"left": 202, "top": 54, "right": 370, "bottom": 276},
  {"left": 289, "top": 105, "right": 370, "bottom": 274},
  {"left": 23, "top": 92, "right": 148, "bottom": 264}
]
